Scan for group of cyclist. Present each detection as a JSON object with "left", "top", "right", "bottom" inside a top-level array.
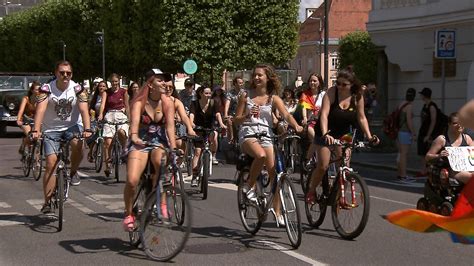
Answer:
[{"left": 17, "top": 60, "right": 385, "bottom": 235}]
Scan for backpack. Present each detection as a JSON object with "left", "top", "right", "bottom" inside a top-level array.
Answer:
[
  {"left": 383, "top": 102, "right": 410, "bottom": 140},
  {"left": 432, "top": 102, "right": 449, "bottom": 137}
]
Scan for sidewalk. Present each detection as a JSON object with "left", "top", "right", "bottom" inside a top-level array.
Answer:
[{"left": 352, "top": 149, "right": 422, "bottom": 176}]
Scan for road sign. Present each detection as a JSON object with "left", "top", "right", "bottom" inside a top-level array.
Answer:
[
  {"left": 183, "top": 59, "right": 198, "bottom": 75},
  {"left": 435, "top": 29, "right": 456, "bottom": 59}
]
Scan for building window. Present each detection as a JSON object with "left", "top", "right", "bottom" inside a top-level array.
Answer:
[
  {"left": 308, "top": 58, "right": 313, "bottom": 73},
  {"left": 331, "top": 57, "right": 339, "bottom": 69}
]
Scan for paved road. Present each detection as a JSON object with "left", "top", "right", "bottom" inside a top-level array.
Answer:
[{"left": 1, "top": 128, "right": 473, "bottom": 265}]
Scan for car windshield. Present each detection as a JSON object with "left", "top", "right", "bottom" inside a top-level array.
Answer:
[{"left": 0, "top": 75, "right": 52, "bottom": 91}]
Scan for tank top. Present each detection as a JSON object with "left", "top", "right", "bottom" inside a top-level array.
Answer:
[
  {"left": 105, "top": 88, "right": 126, "bottom": 112},
  {"left": 320, "top": 87, "right": 358, "bottom": 138},
  {"left": 24, "top": 96, "right": 36, "bottom": 118},
  {"left": 444, "top": 133, "right": 468, "bottom": 147},
  {"left": 243, "top": 96, "right": 273, "bottom": 129}
]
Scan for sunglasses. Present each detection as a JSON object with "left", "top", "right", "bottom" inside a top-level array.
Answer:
[{"left": 59, "top": 71, "right": 72, "bottom": 76}]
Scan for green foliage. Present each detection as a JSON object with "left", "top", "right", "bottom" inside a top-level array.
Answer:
[
  {"left": 0, "top": 0, "right": 299, "bottom": 84},
  {"left": 338, "top": 31, "right": 377, "bottom": 84}
]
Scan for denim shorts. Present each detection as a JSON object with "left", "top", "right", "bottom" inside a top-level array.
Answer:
[
  {"left": 128, "top": 125, "right": 169, "bottom": 153},
  {"left": 398, "top": 131, "right": 413, "bottom": 145},
  {"left": 43, "top": 125, "right": 82, "bottom": 156}
]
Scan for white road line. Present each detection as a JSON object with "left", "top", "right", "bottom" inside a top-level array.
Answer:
[
  {"left": 67, "top": 199, "right": 94, "bottom": 214},
  {"left": 0, "top": 202, "right": 12, "bottom": 208},
  {"left": 26, "top": 199, "right": 43, "bottom": 211},
  {"left": 370, "top": 195, "right": 416, "bottom": 207},
  {"left": 86, "top": 194, "right": 124, "bottom": 212},
  {"left": 0, "top": 212, "right": 30, "bottom": 226},
  {"left": 257, "top": 240, "right": 326, "bottom": 265},
  {"left": 364, "top": 177, "right": 424, "bottom": 188}
]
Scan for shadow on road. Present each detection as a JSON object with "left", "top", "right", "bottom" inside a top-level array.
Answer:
[{"left": 58, "top": 237, "right": 146, "bottom": 258}]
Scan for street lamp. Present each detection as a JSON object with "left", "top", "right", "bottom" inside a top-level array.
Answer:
[
  {"left": 58, "top": 40, "right": 66, "bottom": 60},
  {"left": 2, "top": 1, "right": 22, "bottom": 16},
  {"left": 95, "top": 29, "right": 105, "bottom": 80}
]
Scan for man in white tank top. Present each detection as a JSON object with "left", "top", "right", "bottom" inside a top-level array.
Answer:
[{"left": 32, "top": 61, "right": 92, "bottom": 214}]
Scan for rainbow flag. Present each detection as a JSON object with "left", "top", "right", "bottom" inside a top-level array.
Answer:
[
  {"left": 384, "top": 178, "right": 474, "bottom": 243},
  {"left": 298, "top": 90, "right": 316, "bottom": 110}
]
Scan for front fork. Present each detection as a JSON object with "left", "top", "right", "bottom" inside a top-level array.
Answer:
[{"left": 338, "top": 167, "right": 357, "bottom": 208}]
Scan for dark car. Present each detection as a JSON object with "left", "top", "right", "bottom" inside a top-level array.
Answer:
[{"left": 0, "top": 72, "right": 53, "bottom": 136}]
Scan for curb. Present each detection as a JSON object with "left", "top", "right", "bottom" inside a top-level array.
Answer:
[{"left": 352, "top": 161, "right": 419, "bottom": 176}]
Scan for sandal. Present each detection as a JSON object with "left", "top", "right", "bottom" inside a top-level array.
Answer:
[{"left": 123, "top": 215, "right": 136, "bottom": 232}]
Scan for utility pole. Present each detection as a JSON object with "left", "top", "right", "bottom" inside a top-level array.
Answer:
[
  {"left": 323, "top": 0, "right": 329, "bottom": 88},
  {"left": 95, "top": 29, "right": 105, "bottom": 79}
]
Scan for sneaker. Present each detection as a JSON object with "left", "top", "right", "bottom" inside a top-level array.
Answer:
[
  {"left": 397, "top": 176, "right": 416, "bottom": 183},
  {"left": 123, "top": 215, "right": 136, "bottom": 232},
  {"left": 276, "top": 214, "right": 285, "bottom": 227},
  {"left": 70, "top": 173, "right": 81, "bottom": 186},
  {"left": 212, "top": 157, "right": 219, "bottom": 165},
  {"left": 40, "top": 201, "right": 53, "bottom": 214},
  {"left": 246, "top": 188, "right": 258, "bottom": 204},
  {"left": 191, "top": 177, "right": 198, "bottom": 187}
]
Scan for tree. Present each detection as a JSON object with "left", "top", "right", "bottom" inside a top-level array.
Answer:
[{"left": 338, "top": 31, "right": 377, "bottom": 84}]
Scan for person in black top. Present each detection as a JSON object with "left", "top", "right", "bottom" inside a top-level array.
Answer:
[
  {"left": 189, "top": 85, "right": 227, "bottom": 186},
  {"left": 425, "top": 112, "right": 473, "bottom": 184},
  {"left": 305, "top": 70, "right": 379, "bottom": 203},
  {"left": 417, "top": 87, "right": 438, "bottom": 176}
]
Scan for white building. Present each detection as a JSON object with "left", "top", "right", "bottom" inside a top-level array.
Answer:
[{"left": 367, "top": 0, "right": 474, "bottom": 120}]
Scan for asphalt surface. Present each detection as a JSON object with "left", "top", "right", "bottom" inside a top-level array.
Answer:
[{"left": 1, "top": 127, "right": 473, "bottom": 265}]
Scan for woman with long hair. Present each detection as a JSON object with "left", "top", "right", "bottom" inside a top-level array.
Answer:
[
  {"left": 235, "top": 64, "right": 303, "bottom": 225},
  {"left": 16, "top": 81, "right": 41, "bottom": 153},
  {"left": 305, "top": 69, "right": 379, "bottom": 203},
  {"left": 122, "top": 69, "right": 177, "bottom": 231}
]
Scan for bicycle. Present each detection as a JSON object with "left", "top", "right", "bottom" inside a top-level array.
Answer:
[
  {"left": 190, "top": 126, "right": 216, "bottom": 200},
  {"left": 21, "top": 136, "right": 43, "bottom": 181},
  {"left": 91, "top": 121, "right": 105, "bottom": 173},
  {"left": 128, "top": 143, "right": 191, "bottom": 261},
  {"left": 299, "top": 116, "right": 318, "bottom": 193},
  {"left": 43, "top": 134, "right": 81, "bottom": 232},
  {"left": 304, "top": 131, "right": 371, "bottom": 240},
  {"left": 180, "top": 135, "right": 194, "bottom": 176},
  {"left": 236, "top": 131, "right": 302, "bottom": 248},
  {"left": 281, "top": 127, "right": 301, "bottom": 175},
  {"left": 105, "top": 120, "right": 128, "bottom": 182}
]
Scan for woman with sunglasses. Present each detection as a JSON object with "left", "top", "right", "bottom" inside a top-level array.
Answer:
[
  {"left": 234, "top": 64, "right": 303, "bottom": 225},
  {"left": 305, "top": 69, "right": 379, "bottom": 203},
  {"left": 189, "top": 85, "right": 227, "bottom": 187}
]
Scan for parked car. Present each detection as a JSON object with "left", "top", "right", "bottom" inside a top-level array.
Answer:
[{"left": 0, "top": 72, "right": 53, "bottom": 136}]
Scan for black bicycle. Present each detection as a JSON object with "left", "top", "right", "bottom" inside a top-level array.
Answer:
[
  {"left": 128, "top": 144, "right": 191, "bottom": 261},
  {"left": 91, "top": 121, "right": 105, "bottom": 173},
  {"left": 43, "top": 134, "right": 81, "bottom": 232},
  {"left": 21, "top": 136, "right": 43, "bottom": 181},
  {"left": 190, "top": 126, "right": 217, "bottom": 200},
  {"left": 304, "top": 131, "right": 371, "bottom": 240},
  {"left": 105, "top": 120, "right": 128, "bottom": 182}
]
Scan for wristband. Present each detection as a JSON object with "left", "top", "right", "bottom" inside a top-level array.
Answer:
[
  {"left": 130, "top": 132, "right": 138, "bottom": 135},
  {"left": 84, "top": 129, "right": 93, "bottom": 133},
  {"left": 30, "top": 130, "right": 37, "bottom": 133}
]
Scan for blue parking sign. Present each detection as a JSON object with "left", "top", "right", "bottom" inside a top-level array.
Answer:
[{"left": 435, "top": 30, "right": 456, "bottom": 59}]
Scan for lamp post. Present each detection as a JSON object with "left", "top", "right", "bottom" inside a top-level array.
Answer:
[
  {"left": 95, "top": 29, "right": 105, "bottom": 79},
  {"left": 2, "top": 1, "right": 22, "bottom": 16},
  {"left": 58, "top": 40, "right": 66, "bottom": 60},
  {"left": 324, "top": 0, "right": 329, "bottom": 88}
]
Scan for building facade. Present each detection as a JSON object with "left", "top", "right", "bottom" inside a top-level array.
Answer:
[
  {"left": 289, "top": 0, "right": 372, "bottom": 87},
  {"left": 367, "top": 0, "right": 474, "bottom": 119}
]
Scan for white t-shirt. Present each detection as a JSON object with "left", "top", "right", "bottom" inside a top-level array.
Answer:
[{"left": 41, "top": 80, "right": 83, "bottom": 132}]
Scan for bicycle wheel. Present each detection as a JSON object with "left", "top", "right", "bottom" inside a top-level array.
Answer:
[
  {"left": 305, "top": 172, "right": 328, "bottom": 228},
  {"left": 22, "top": 147, "right": 31, "bottom": 177},
  {"left": 236, "top": 170, "right": 262, "bottom": 235},
  {"left": 140, "top": 187, "right": 191, "bottom": 262},
  {"left": 55, "top": 168, "right": 66, "bottom": 232},
  {"left": 32, "top": 140, "right": 43, "bottom": 181},
  {"left": 185, "top": 143, "right": 193, "bottom": 175},
  {"left": 331, "top": 172, "right": 370, "bottom": 240},
  {"left": 201, "top": 152, "right": 210, "bottom": 200},
  {"left": 280, "top": 176, "right": 302, "bottom": 248},
  {"left": 300, "top": 163, "right": 309, "bottom": 193},
  {"left": 94, "top": 139, "right": 103, "bottom": 173},
  {"left": 129, "top": 179, "right": 148, "bottom": 247},
  {"left": 113, "top": 139, "right": 121, "bottom": 183},
  {"left": 171, "top": 167, "right": 186, "bottom": 225}
]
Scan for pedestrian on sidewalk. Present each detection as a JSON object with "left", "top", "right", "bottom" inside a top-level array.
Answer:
[
  {"left": 397, "top": 88, "right": 416, "bottom": 182},
  {"left": 417, "top": 87, "right": 437, "bottom": 177}
]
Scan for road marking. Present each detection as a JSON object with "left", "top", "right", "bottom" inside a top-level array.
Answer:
[
  {"left": 0, "top": 202, "right": 12, "bottom": 208},
  {"left": 0, "top": 212, "right": 30, "bottom": 226},
  {"left": 26, "top": 199, "right": 43, "bottom": 211},
  {"left": 209, "top": 182, "right": 237, "bottom": 191},
  {"left": 370, "top": 195, "right": 416, "bottom": 207},
  {"left": 86, "top": 194, "right": 124, "bottom": 212},
  {"left": 67, "top": 199, "right": 94, "bottom": 214},
  {"left": 364, "top": 177, "right": 424, "bottom": 188},
  {"left": 256, "top": 240, "right": 326, "bottom": 265}
]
